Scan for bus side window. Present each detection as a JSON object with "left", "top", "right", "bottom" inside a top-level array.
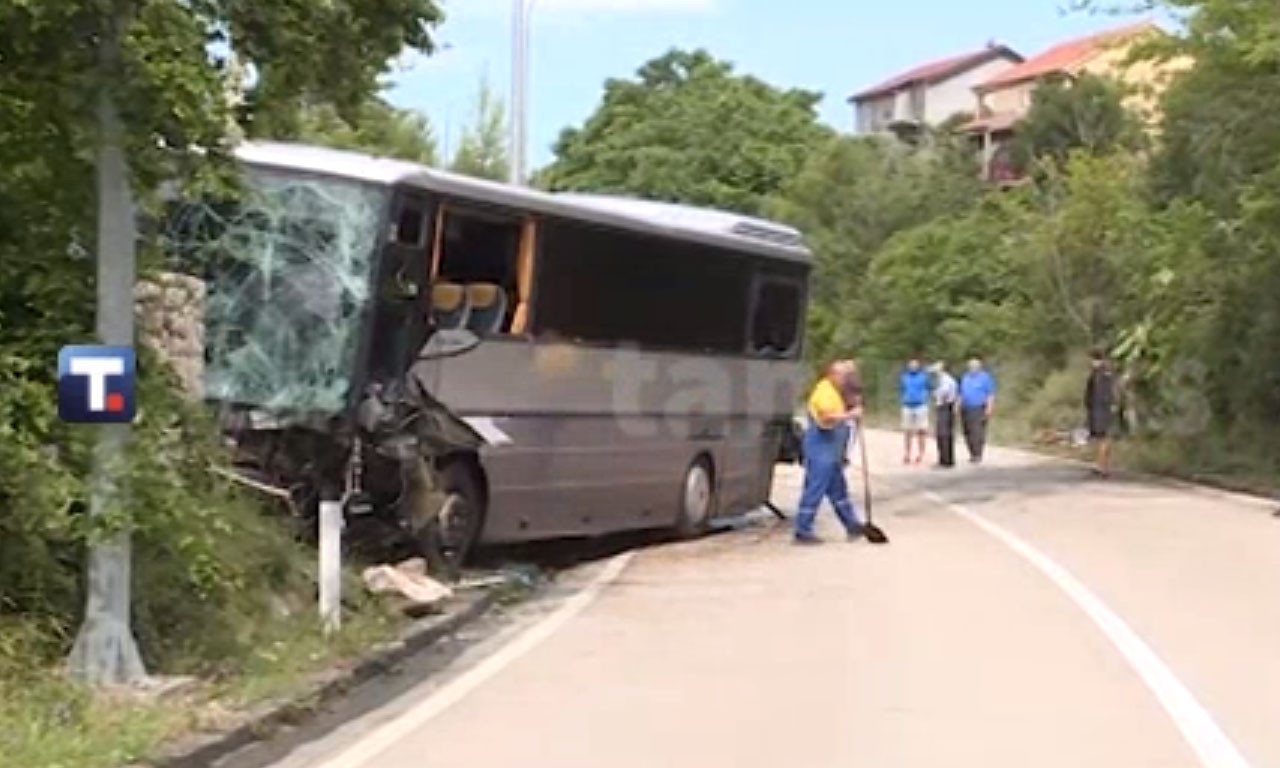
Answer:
[
  {"left": 751, "top": 280, "right": 801, "bottom": 357},
  {"left": 393, "top": 197, "right": 430, "bottom": 248},
  {"left": 531, "top": 219, "right": 751, "bottom": 353},
  {"left": 434, "top": 207, "right": 525, "bottom": 337}
]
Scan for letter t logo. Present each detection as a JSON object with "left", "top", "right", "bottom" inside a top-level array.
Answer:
[{"left": 59, "top": 346, "right": 136, "bottom": 423}]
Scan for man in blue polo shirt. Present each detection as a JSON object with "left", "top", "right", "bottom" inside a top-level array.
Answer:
[
  {"left": 899, "top": 356, "right": 932, "bottom": 464},
  {"left": 959, "top": 356, "right": 996, "bottom": 463}
]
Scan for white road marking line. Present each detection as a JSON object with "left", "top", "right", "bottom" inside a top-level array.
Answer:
[
  {"left": 308, "top": 552, "right": 634, "bottom": 768},
  {"left": 922, "top": 490, "right": 1253, "bottom": 768}
]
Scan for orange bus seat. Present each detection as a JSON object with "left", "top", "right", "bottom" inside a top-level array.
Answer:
[
  {"left": 431, "top": 282, "right": 468, "bottom": 329},
  {"left": 464, "top": 282, "right": 508, "bottom": 335}
]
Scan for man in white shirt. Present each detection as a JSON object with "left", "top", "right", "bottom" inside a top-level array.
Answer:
[{"left": 931, "top": 361, "right": 959, "bottom": 468}]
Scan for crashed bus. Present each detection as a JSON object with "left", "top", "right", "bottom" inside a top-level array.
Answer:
[{"left": 161, "top": 142, "right": 811, "bottom": 576}]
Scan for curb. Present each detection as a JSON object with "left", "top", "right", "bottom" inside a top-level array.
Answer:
[{"left": 151, "top": 587, "right": 503, "bottom": 768}]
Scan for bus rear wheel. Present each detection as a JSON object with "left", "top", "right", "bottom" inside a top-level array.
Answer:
[{"left": 673, "top": 456, "right": 716, "bottom": 539}]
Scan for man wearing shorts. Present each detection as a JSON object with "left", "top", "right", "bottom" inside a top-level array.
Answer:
[{"left": 899, "top": 356, "right": 931, "bottom": 464}]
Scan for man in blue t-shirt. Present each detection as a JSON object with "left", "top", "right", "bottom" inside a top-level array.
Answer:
[
  {"left": 959, "top": 356, "right": 996, "bottom": 463},
  {"left": 899, "top": 356, "right": 932, "bottom": 464}
]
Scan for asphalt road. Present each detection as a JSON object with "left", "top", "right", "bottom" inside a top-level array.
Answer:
[{"left": 245, "top": 430, "right": 1280, "bottom": 768}]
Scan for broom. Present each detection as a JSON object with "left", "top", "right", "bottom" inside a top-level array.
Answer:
[{"left": 855, "top": 419, "right": 889, "bottom": 544}]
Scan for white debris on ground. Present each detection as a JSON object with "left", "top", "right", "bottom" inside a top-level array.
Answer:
[
  {"left": 1031, "top": 427, "right": 1089, "bottom": 449},
  {"left": 362, "top": 558, "right": 454, "bottom": 614}
]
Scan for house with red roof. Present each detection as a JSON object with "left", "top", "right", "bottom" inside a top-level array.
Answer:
[
  {"left": 961, "top": 20, "right": 1182, "bottom": 183},
  {"left": 848, "top": 42, "right": 1024, "bottom": 139}
]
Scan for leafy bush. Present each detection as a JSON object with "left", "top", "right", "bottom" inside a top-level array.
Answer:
[
  {"left": 0, "top": 336, "right": 327, "bottom": 678},
  {"left": 1018, "top": 366, "right": 1088, "bottom": 433}
]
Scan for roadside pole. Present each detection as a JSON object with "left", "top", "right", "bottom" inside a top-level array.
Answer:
[
  {"left": 509, "top": 0, "right": 532, "bottom": 185},
  {"left": 319, "top": 500, "right": 345, "bottom": 634},
  {"left": 68, "top": 13, "right": 147, "bottom": 686}
]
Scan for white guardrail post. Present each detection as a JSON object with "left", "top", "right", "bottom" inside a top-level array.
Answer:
[{"left": 319, "top": 500, "right": 344, "bottom": 634}]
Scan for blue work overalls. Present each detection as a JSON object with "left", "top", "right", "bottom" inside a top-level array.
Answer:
[{"left": 795, "top": 418, "right": 863, "bottom": 539}]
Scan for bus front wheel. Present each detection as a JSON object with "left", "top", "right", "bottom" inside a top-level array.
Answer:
[
  {"left": 406, "top": 458, "right": 485, "bottom": 582},
  {"left": 673, "top": 456, "right": 716, "bottom": 539}
]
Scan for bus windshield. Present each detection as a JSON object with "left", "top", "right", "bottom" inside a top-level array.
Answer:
[{"left": 162, "top": 167, "right": 389, "bottom": 413}]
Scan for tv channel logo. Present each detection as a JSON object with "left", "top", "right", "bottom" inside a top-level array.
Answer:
[{"left": 58, "top": 346, "right": 137, "bottom": 423}]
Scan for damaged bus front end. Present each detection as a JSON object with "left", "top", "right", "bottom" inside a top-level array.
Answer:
[{"left": 161, "top": 149, "right": 490, "bottom": 579}]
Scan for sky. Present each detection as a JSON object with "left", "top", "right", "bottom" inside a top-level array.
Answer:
[{"left": 384, "top": 0, "right": 1153, "bottom": 171}]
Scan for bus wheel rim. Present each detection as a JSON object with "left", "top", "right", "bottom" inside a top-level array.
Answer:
[
  {"left": 684, "top": 465, "right": 711, "bottom": 523},
  {"left": 439, "top": 493, "right": 473, "bottom": 553}
]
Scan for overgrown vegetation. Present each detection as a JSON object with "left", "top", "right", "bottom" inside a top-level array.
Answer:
[
  {"left": 540, "top": 8, "right": 1280, "bottom": 485},
  {"left": 0, "top": 0, "right": 440, "bottom": 763},
  {"left": 285, "top": 98, "right": 441, "bottom": 166},
  {"left": 283, "top": 75, "right": 514, "bottom": 181}
]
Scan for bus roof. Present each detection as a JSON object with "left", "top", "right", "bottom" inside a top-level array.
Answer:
[{"left": 233, "top": 141, "right": 812, "bottom": 263}]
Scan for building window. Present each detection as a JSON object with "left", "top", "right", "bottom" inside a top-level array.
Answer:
[
  {"left": 910, "top": 86, "right": 926, "bottom": 121},
  {"left": 988, "top": 141, "right": 1021, "bottom": 183}
]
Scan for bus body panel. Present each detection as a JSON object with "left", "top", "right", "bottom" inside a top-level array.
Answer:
[
  {"left": 412, "top": 340, "right": 804, "bottom": 543},
  {"left": 177, "top": 144, "right": 818, "bottom": 559}
]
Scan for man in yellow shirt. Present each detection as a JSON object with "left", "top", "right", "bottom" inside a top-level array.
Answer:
[{"left": 795, "top": 360, "right": 865, "bottom": 544}]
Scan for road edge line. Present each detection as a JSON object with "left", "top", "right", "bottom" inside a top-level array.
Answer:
[
  {"left": 921, "top": 490, "right": 1253, "bottom": 768},
  {"left": 310, "top": 551, "right": 635, "bottom": 768}
]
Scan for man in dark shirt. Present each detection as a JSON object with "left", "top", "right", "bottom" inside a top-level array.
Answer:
[
  {"left": 959, "top": 356, "right": 996, "bottom": 463},
  {"left": 931, "top": 361, "right": 959, "bottom": 468},
  {"left": 1084, "top": 349, "right": 1117, "bottom": 478}
]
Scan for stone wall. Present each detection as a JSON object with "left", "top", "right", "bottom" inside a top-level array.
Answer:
[{"left": 134, "top": 272, "right": 205, "bottom": 400}]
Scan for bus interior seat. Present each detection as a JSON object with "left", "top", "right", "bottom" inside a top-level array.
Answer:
[
  {"left": 431, "top": 282, "right": 468, "bottom": 329},
  {"left": 464, "top": 282, "right": 508, "bottom": 335}
]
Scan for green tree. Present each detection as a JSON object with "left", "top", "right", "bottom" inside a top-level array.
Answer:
[
  {"left": 1142, "top": 2, "right": 1280, "bottom": 212},
  {"left": 288, "top": 98, "right": 439, "bottom": 165},
  {"left": 0, "top": 0, "right": 445, "bottom": 322},
  {"left": 450, "top": 76, "right": 510, "bottom": 181},
  {"left": 1119, "top": 0, "right": 1280, "bottom": 446},
  {"left": 766, "top": 134, "right": 984, "bottom": 364},
  {"left": 0, "top": 0, "right": 443, "bottom": 679},
  {"left": 535, "top": 48, "right": 832, "bottom": 215},
  {"left": 863, "top": 195, "right": 1028, "bottom": 367},
  {"left": 1011, "top": 73, "right": 1144, "bottom": 171},
  {"left": 1022, "top": 152, "right": 1146, "bottom": 349}
]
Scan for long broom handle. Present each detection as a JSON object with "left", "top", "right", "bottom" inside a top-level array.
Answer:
[{"left": 856, "top": 418, "right": 872, "bottom": 525}]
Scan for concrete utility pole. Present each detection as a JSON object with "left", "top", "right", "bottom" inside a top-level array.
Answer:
[
  {"left": 68, "top": 14, "right": 148, "bottom": 686},
  {"left": 509, "top": 0, "right": 532, "bottom": 185}
]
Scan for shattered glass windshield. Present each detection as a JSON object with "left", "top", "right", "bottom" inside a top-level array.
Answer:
[{"left": 162, "top": 167, "right": 389, "bottom": 413}]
